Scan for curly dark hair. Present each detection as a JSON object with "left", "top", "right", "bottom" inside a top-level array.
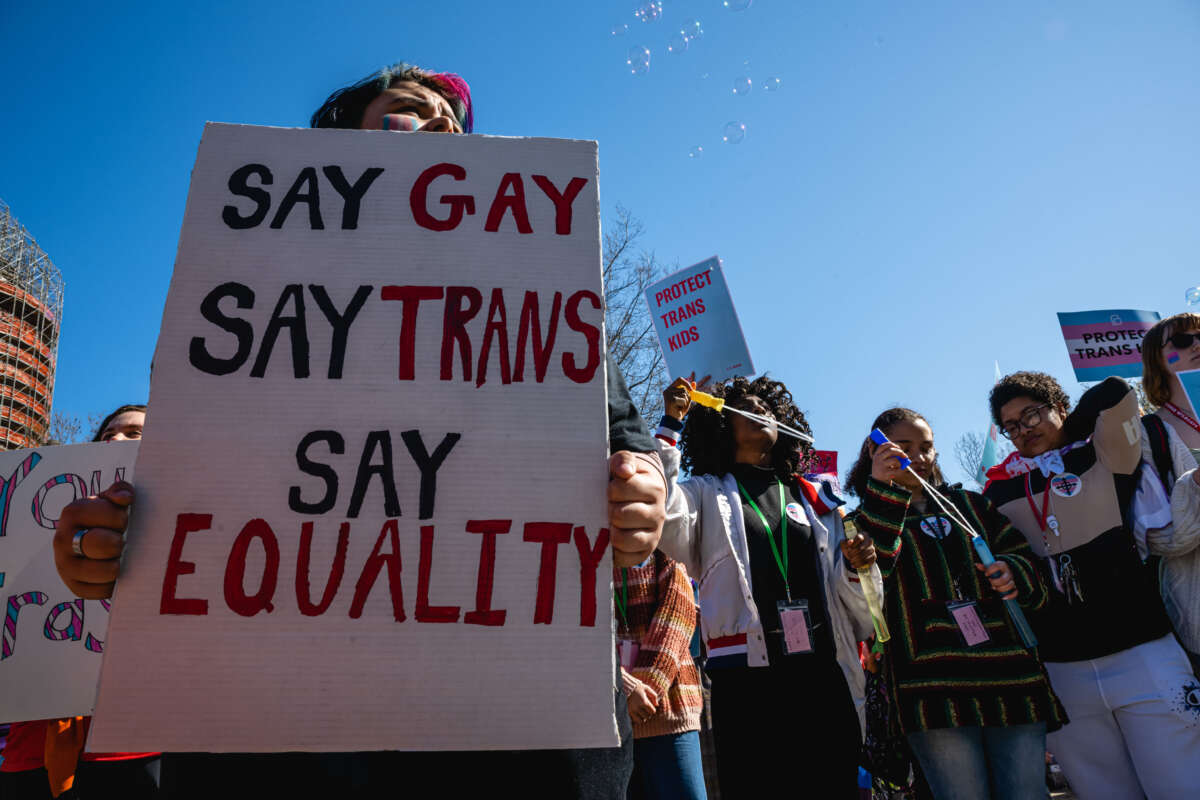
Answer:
[
  {"left": 680, "top": 375, "right": 812, "bottom": 480},
  {"left": 845, "top": 408, "right": 944, "bottom": 497},
  {"left": 989, "top": 371, "right": 1071, "bottom": 426}
]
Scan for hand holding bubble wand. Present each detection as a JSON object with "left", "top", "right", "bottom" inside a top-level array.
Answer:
[
  {"left": 869, "top": 429, "right": 1039, "bottom": 650},
  {"left": 689, "top": 388, "right": 814, "bottom": 443},
  {"left": 842, "top": 517, "right": 891, "bottom": 643},
  {"left": 690, "top": 386, "right": 890, "bottom": 638}
]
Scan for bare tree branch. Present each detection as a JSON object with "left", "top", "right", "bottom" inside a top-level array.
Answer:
[{"left": 604, "top": 206, "right": 669, "bottom": 423}]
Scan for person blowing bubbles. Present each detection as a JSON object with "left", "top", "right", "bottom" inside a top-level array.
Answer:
[{"left": 656, "top": 375, "right": 878, "bottom": 800}]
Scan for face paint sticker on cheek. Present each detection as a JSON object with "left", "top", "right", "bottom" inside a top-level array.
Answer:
[
  {"left": 382, "top": 114, "right": 419, "bottom": 132},
  {"left": 1169, "top": 351, "right": 1181, "bottom": 365}
]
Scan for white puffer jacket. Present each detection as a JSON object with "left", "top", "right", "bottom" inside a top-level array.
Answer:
[
  {"left": 1142, "top": 422, "right": 1200, "bottom": 654},
  {"left": 655, "top": 433, "right": 881, "bottom": 732}
]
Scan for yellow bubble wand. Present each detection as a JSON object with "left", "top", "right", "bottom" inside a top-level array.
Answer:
[{"left": 688, "top": 388, "right": 814, "bottom": 443}]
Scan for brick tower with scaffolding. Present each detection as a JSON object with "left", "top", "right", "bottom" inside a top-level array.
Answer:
[{"left": 0, "top": 201, "right": 63, "bottom": 449}]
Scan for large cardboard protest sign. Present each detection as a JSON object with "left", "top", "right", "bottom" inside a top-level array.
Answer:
[
  {"left": 1057, "top": 309, "right": 1160, "bottom": 382},
  {"left": 0, "top": 442, "right": 136, "bottom": 722},
  {"left": 91, "top": 125, "right": 613, "bottom": 752},
  {"left": 645, "top": 257, "right": 754, "bottom": 382}
]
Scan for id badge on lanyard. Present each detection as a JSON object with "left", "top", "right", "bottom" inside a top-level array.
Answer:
[
  {"left": 777, "top": 600, "right": 814, "bottom": 655},
  {"left": 617, "top": 638, "right": 641, "bottom": 669},
  {"left": 946, "top": 600, "right": 990, "bottom": 647}
]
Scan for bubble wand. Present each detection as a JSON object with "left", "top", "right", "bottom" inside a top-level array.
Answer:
[
  {"left": 870, "top": 429, "right": 1039, "bottom": 650},
  {"left": 842, "top": 517, "right": 891, "bottom": 643},
  {"left": 689, "top": 389, "right": 814, "bottom": 443}
]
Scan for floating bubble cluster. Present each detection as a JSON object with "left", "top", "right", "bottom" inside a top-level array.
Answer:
[
  {"left": 761, "top": 76, "right": 782, "bottom": 92},
  {"left": 680, "top": 18, "right": 703, "bottom": 41},
  {"left": 611, "top": 23, "right": 629, "bottom": 36},
  {"left": 689, "top": 146, "right": 704, "bottom": 159},
  {"left": 1187, "top": 287, "right": 1200, "bottom": 306},
  {"left": 626, "top": 45, "right": 651, "bottom": 75},
  {"left": 732, "top": 76, "right": 752, "bottom": 95},
  {"left": 668, "top": 33, "right": 688, "bottom": 55},
  {"left": 723, "top": 0, "right": 752, "bottom": 11},
  {"left": 722, "top": 121, "right": 746, "bottom": 144},
  {"left": 634, "top": 1, "right": 663, "bottom": 23}
]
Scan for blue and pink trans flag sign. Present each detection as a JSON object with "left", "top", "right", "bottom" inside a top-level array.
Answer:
[
  {"left": 645, "top": 257, "right": 755, "bottom": 383},
  {"left": 1057, "top": 309, "right": 1161, "bottom": 382}
]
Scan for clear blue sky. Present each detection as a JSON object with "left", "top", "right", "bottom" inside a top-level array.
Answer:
[{"left": 2, "top": 0, "right": 1199, "bottom": 484}]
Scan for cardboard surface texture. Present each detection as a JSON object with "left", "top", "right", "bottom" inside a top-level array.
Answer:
[
  {"left": 91, "top": 124, "right": 615, "bottom": 752},
  {"left": 0, "top": 441, "right": 137, "bottom": 722},
  {"left": 645, "top": 256, "right": 754, "bottom": 383}
]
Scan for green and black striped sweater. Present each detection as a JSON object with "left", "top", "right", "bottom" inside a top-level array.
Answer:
[{"left": 850, "top": 478, "right": 1067, "bottom": 734}]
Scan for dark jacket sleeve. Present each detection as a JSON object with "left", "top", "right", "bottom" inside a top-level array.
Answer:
[{"left": 607, "top": 354, "right": 655, "bottom": 453}]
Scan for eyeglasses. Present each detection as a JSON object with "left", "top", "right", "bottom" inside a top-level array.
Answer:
[
  {"left": 1167, "top": 331, "right": 1200, "bottom": 350},
  {"left": 999, "top": 404, "right": 1050, "bottom": 440}
]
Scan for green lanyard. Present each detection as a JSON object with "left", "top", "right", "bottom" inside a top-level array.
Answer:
[
  {"left": 614, "top": 568, "right": 629, "bottom": 630},
  {"left": 736, "top": 478, "right": 790, "bottom": 602}
]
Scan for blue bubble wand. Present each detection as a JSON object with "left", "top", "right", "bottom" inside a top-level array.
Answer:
[{"left": 870, "top": 429, "right": 1038, "bottom": 650}]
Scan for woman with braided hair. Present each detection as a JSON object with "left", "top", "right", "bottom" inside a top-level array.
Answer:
[{"left": 655, "top": 375, "right": 879, "bottom": 799}]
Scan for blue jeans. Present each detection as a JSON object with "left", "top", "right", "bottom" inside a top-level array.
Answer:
[
  {"left": 905, "top": 722, "right": 1046, "bottom": 800},
  {"left": 628, "top": 730, "right": 706, "bottom": 800}
]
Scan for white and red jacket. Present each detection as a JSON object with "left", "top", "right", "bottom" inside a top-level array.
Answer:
[{"left": 654, "top": 421, "right": 881, "bottom": 731}]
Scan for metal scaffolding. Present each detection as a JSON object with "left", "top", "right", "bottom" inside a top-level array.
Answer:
[{"left": 0, "top": 200, "right": 63, "bottom": 449}]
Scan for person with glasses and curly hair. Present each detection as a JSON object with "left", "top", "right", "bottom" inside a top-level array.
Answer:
[
  {"left": 655, "top": 375, "right": 879, "bottom": 799},
  {"left": 982, "top": 371, "right": 1200, "bottom": 799}
]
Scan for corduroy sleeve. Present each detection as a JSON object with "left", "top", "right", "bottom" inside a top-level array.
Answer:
[
  {"left": 632, "top": 559, "right": 697, "bottom": 699},
  {"left": 970, "top": 491, "right": 1048, "bottom": 611},
  {"left": 855, "top": 477, "right": 913, "bottom": 579}
]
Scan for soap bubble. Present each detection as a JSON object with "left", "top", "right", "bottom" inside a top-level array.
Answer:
[
  {"left": 761, "top": 76, "right": 781, "bottom": 92},
  {"left": 668, "top": 33, "right": 688, "bottom": 54},
  {"left": 611, "top": 22, "right": 629, "bottom": 36},
  {"left": 634, "top": 2, "right": 663, "bottom": 23},
  {"left": 626, "top": 45, "right": 651, "bottom": 75},
  {"left": 732, "top": 76, "right": 752, "bottom": 95},
  {"left": 723, "top": 0, "right": 752, "bottom": 11},
  {"left": 688, "top": 145, "right": 704, "bottom": 159},
  {"left": 1187, "top": 287, "right": 1200, "bottom": 306},
  {"left": 722, "top": 121, "right": 746, "bottom": 144},
  {"left": 681, "top": 18, "right": 703, "bottom": 41}
]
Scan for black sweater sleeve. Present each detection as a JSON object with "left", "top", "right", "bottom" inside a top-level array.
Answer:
[
  {"left": 1062, "top": 376, "right": 1131, "bottom": 444},
  {"left": 607, "top": 354, "right": 655, "bottom": 453}
]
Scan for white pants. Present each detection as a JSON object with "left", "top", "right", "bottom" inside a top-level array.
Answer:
[{"left": 1046, "top": 634, "right": 1200, "bottom": 800}]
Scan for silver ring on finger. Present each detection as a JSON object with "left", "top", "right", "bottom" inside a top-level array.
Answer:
[{"left": 72, "top": 529, "right": 88, "bottom": 558}]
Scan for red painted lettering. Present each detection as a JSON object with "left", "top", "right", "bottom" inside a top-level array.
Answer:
[
  {"left": 160, "top": 512, "right": 212, "bottom": 615},
  {"left": 483, "top": 172, "right": 533, "bottom": 234},
  {"left": 514, "top": 290, "right": 562, "bottom": 382},
  {"left": 409, "top": 163, "right": 475, "bottom": 231},
  {"left": 562, "top": 290, "right": 602, "bottom": 384},
  {"left": 573, "top": 526, "right": 609, "bottom": 627},
  {"left": 295, "top": 521, "right": 350, "bottom": 616},
  {"left": 416, "top": 525, "right": 461, "bottom": 623},
  {"left": 524, "top": 521, "right": 572, "bottom": 624},
  {"left": 441, "top": 286, "right": 483, "bottom": 381},
  {"left": 531, "top": 175, "right": 588, "bottom": 235},
  {"left": 475, "top": 288, "right": 512, "bottom": 387},
  {"left": 381, "top": 285, "right": 444, "bottom": 380},
  {"left": 464, "top": 519, "right": 511, "bottom": 626},
  {"left": 350, "top": 518, "right": 405, "bottom": 621},
  {"left": 224, "top": 518, "right": 280, "bottom": 616}
]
